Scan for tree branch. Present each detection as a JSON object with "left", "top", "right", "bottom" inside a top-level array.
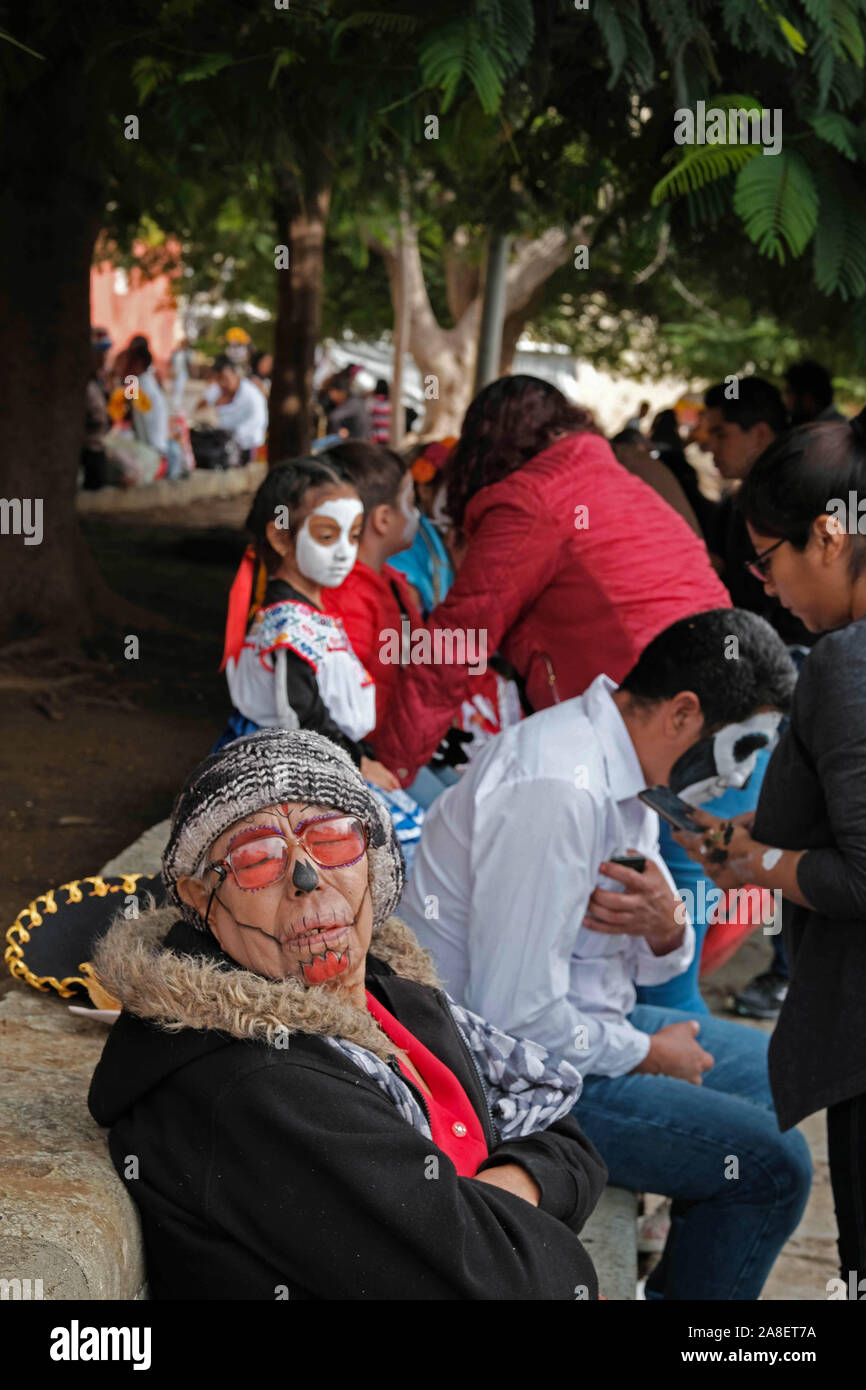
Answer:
[
  {"left": 668, "top": 271, "right": 722, "bottom": 321},
  {"left": 634, "top": 222, "right": 671, "bottom": 285},
  {"left": 503, "top": 217, "right": 595, "bottom": 315}
]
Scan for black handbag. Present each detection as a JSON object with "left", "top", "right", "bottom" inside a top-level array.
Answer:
[{"left": 190, "top": 426, "right": 241, "bottom": 470}]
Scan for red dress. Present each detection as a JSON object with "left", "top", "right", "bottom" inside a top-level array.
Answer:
[{"left": 365, "top": 991, "right": 489, "bottom": 1177}]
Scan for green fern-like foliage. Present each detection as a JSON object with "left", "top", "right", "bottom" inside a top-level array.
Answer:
[
  {"left": 733, "top": 150, "right": 820, "bottom": 262},
  {"left": 651, "top": 143, "right": 760, "bottom": 205},
  {"left": 802, "top": 0, "right": 865, "bottom": 60},
  {"left": 592, "top": 0, "right": 657, "bottom": 89},
  {"left": 332, "top": 12, "right": 420, "bottom": 43},
  {"left": 684, "top": 178, "right": 731, "bottom": 229},
  {"left": 592, "top": 0, "right": 628, "bottom": 87},
  {"left": 419, "top": 0, "right": 534, "bottom": 115},
  {"left": 831, "top": 0, "right": 866, "bottom": 64},
  {"left": 809, "top": 108, "right": 860, "bottom": 157},
  {"left": 812, "top": 168, "right": 866, "bottom": 298},
  {"left": 722, "top": 0, "right": 788, "bottom": 57},
  {"left": 801, "top": 0, "right": 843, "bottom": 43},
  {"left": 650, "top": 94, "right": 766, "bottom": 207},
  {"left": 132, "top": 56, "right": 174, "bottom": 101}
]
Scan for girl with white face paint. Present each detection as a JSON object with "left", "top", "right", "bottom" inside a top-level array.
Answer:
[
  {"left": 294, "top": 495, "right": 365, "bottom": 589},
  {"left": 218, "top": 458, "right": 400, "bottom": 793}
]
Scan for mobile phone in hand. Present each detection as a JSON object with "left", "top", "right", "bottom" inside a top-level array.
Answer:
[
  {"left": 638, "top": 786, "right": 704, "bottom": 834},
  {"left": 608, "top": 853, "right": 647, "bottom": 873}
]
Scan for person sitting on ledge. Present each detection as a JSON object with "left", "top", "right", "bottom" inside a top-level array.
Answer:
[
  {"left": 87, "top": 729, "right": 606, "bottom": 1301},
  {"left": 400, "top": 609, "right": 813, "bottom": 1301}
]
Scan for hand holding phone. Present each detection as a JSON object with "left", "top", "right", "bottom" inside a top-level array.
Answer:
[
  {"left": 638, "top": 786, "right": 704, "bottom": 834},
  {"left": 587, "top": 853, "right": 685, "bottom": 952},
  {"left": 608, "top": 852, "right": 646, "bottom": 873}
]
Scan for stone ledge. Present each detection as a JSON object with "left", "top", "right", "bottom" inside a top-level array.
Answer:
[
  {"left": 0, "top": 837, "right": 167, "bottom": 1301},
  {"left": 76, "top": 461, "right": 266, "bottom": 515},
  {"left": 0, "top": 988, "right": 146, "bottom": 1300},
  {"left": 580, "top": 1185, "right": 639, "bottom": 1301},
  {"left": 99, "top": 822, "right": 169, "bottom": 879}
]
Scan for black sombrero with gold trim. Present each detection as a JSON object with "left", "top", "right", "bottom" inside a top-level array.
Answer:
[{"left": 4, "top": 873, "right": 165, "bottom": 1009}]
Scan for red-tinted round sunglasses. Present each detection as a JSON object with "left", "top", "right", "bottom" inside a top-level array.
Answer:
[{"left": 207, "top": 814, "right": 368, "bottom": 891}]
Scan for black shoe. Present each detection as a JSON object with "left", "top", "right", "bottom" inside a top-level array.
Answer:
[{"left": 731, "top": 971, "right": 788, "bottom": 1020}]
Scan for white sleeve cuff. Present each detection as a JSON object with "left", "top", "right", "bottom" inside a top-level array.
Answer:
[
  {"left": 633, "top": 920, "right": 696, "bottom": 985},
  {"left": 576, "top": 1018, "right": 652, "bottom": 1079}
]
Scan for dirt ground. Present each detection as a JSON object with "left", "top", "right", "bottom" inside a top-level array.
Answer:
[
  {"left": 0, "top": 492, "right": 838, "bottom": 1299},
  {"left": 703, "top": 934, "right": 837, "bottom": 1302},
  {"left": 0, "top": 497, "right": 250, "bottom": 940}
]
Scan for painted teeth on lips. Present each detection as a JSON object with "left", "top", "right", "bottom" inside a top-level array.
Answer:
[{"left": 288, "top": 921, "right": 352, "bottom": 949}]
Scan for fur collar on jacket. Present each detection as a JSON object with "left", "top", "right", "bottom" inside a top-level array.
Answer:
[{"left": 93, "top": 905, "right": 440, "bottom": 1063}]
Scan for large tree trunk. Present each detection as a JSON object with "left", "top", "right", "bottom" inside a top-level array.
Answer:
[
  {"left": 416, "top": 330, "right": 479, "bottom": 438},
  {"left": 269, "top": 180, "right": 331, "bottom": 462},
  {"left": 0, "top": 60, "right": 105, "bottom": 644},
  {"left": 368, "top": 219, "right": 595, "bottom": 440}
]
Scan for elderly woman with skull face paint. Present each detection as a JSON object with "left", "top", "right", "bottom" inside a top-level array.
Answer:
[
  {"left": 218, "top": 458, "right": 399, "bottom": 792},
  {"left": 88, "top": 729, "right": 606, "bottom": 1300}
]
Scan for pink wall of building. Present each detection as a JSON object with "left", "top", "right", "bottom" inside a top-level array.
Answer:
[{"left": 90, "top": 251, "right": 181, "bottom": 373}]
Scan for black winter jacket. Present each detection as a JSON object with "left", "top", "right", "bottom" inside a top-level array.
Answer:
[{"left": 88, "top": 912, "right": 606, "bottom": 1300}]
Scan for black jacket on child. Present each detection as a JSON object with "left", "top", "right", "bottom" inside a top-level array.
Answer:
[{"left": 88, "top": 910, "right": 606, "bottom": 1300}]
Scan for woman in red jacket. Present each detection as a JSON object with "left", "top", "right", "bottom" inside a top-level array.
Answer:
[{"left": 376, "top": 376, "right": 731, "bottom": 784}]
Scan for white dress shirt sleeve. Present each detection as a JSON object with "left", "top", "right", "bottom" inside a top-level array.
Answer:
[
  {"left": 630, "top": 853, "right": 696, "bottom": 985},
  {"left": 465, "top": 777, "right": 653, "bottom": 1079}
]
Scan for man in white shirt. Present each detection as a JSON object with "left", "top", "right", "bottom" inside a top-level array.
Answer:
[
  {"left": 401, "top": 609, "right": 812, "bottom": 1300},
  {"left": 201, "top": 356, "right": 268, "bottom": 460}
]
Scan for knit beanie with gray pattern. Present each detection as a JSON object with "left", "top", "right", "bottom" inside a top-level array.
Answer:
[{"left": 162, "top": 729, "right": 405, "bottom": 930}]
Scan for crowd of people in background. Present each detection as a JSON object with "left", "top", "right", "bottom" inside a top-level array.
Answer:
[
  {"left": 80, "top": 325, "right": 273, "bottom": 488},
  {"left": 80, "top": 330, "right": 417, "bottom": 490},
  {"left": 83, "top": 340, "right": 866, "bottom": 1298}
]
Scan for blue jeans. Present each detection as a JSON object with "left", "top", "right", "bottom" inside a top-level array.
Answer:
[
  {"left": 638, "top": 749, "right": 772, "bottom": 1014},
  {"left": 406, "top": 763, "right": 460, "bottom": 810},
  {"left": 574, "top": 1004, "right": 812, "bottom": 1300}
]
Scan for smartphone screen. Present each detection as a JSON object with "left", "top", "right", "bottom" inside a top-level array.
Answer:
[{"left": 638, "top": 786, "right": 704, "bottom": 834}]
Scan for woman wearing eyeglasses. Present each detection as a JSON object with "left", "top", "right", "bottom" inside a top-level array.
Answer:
[
  {"left": 673, "top": 407, "right": 866, "bottom": 1289},
  {"left": 88, "top": 728, "right": 606, "bottom": 1300}
]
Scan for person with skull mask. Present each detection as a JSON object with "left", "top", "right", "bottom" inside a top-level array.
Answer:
[
  {"left": 217, "top": 457, "right": 398, "bottom": 794},
  {"left": 400, "top": 608, "right": 812, "bottom": 1301},
  {"left": 88, "top": 729, "right": 607, "bottom": 1300}
]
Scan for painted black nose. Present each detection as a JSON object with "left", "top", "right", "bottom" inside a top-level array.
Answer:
[{"left": 292, "top": 858, "right": 319, "bottom": 892}]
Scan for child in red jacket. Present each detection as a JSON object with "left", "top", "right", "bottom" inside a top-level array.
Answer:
[
  {"left": 326, "top": 443, "right": 521, "bottom": 796},
  {"left": 324, "top": 443, "right": 423, "bottom": 732}
]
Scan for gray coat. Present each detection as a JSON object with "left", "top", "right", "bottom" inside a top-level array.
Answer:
[{"left": 753, "top": 617, "right": 866, "bottom": 1129}]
